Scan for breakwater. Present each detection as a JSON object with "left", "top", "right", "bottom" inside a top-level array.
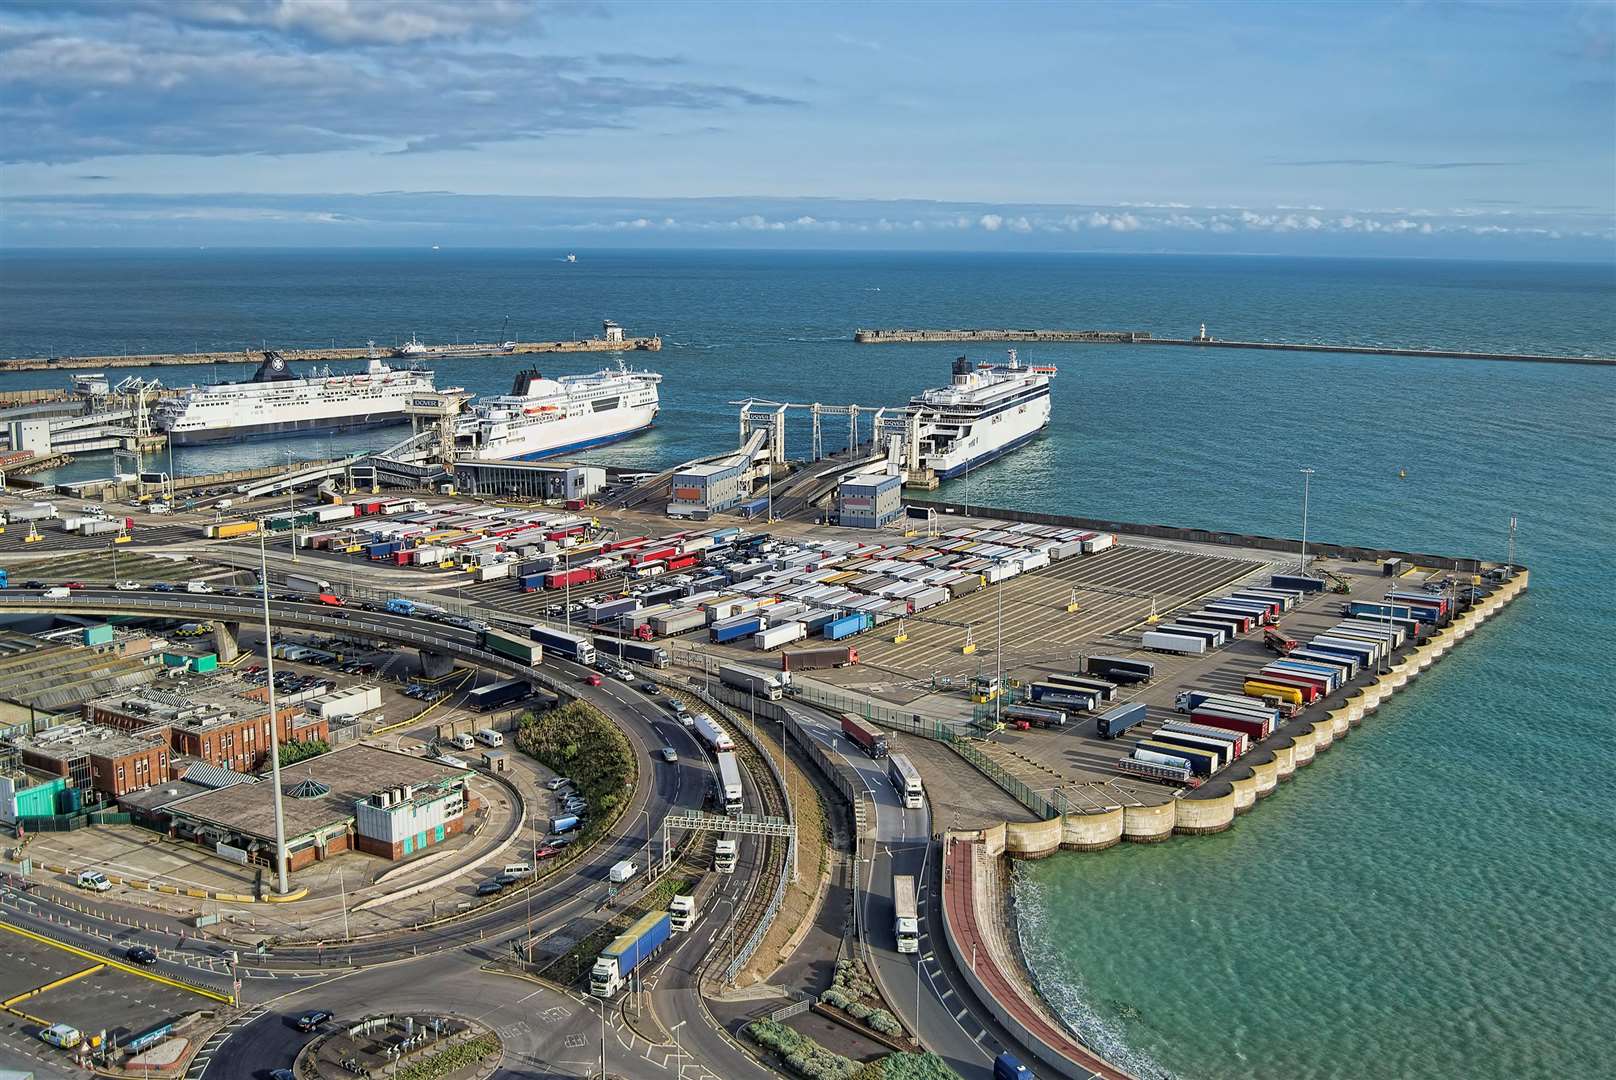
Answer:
[
  {"left": 854, "top": 328, "right": 1615, "bottom": 366},
  {"left": 0, "top": 334, "right": 661, "bottom": 372}
]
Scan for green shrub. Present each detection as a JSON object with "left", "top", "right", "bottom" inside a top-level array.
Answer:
[
  {"left": 745, "top": 1020, "right": 856, "bottom": 1080},
  {"left": 819, "top": 988, "right": 851, "bottom": 1009},
  {"left": 516, "top": 699, "right": 634, "bottom": 833},
  {"left": 868, "top": 1050, "right": 968, "bottom": 1080},
  {"left": 847, "top": 1002, "right": 872, "bottom": 1021},
  {"left": 866, "top": 1010, "right": 902, "bottom": 1036},
  {"left": 392, "top": 1033, "right": 501, "bottom": 1080},
  {"left": 278, "top": 739, "right": 329, "bottom": 766}
]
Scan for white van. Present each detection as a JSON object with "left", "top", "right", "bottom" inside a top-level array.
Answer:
[
  {"left": 186, "top": 581, "right": 214, "bottom": 594},
  {"left": 474, "top": 728, "right": 503, "bottom": 748},
  {"left": 217, "top": 499, "right": 233, "bottom": 510},
  {"left": 148, "top": 503, "right": 171, "bottom": 515},
  {"left": 451, "top": 732, "right": 476, "bottom": 751},
  {"left": 43, "top": 587, "right": 72, "bottom": 601},
  {"left": 502, "top": 861, "right": 533, "bottom": 877},
  {"left": 608, "top": 860, "right": 638, "bottom": 885},
  {"left": 76, "top": 870, "right": 112, "bottom": 892}
]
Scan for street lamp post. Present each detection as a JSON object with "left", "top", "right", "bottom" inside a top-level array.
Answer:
[
  {"left": 1299, "top": 466, "right": 1315, "bottom": 571},
  {"left": 670, "top": 1019, "right": 687, "bottom": 1079},
  {"left": 257, "top": 527, "right": 291, "bottom": 895}
]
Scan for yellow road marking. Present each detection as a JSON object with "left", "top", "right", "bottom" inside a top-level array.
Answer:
[
  {"left": 0, "top": 920, "right": 235, "bottom": 1005},
  {"left": 2, "top": 962, "right": 105, "bottom": 1008}
]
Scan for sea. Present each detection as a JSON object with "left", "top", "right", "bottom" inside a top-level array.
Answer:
[{"left": 2, "top": 249, "right": 1613, "bottom": 1079}]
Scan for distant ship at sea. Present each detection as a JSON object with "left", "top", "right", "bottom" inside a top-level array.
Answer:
[
  {"left": 393, "top": 334, "right": 516, "bottom": 359},
  {"left": 455, "top": 357, "right": 660, "bottom": 461},
  {"left": 153, "top": 352, "right": 435, "bottom": 445}
]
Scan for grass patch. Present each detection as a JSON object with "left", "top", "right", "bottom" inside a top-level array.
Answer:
[
  {"left": 392, "top": 1032, "right": 501, "bottom": 1080},
  {"left": 516, "top": 698, "right": 634, "bottom": 851}
]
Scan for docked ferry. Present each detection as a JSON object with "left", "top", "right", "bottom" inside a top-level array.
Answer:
[
  {"left": 893, "top": 350, "right": 1055, "bottom": 480},
  {"left": 455, "top": 359, "right": 661, "bottom": 461},
  {"left": 152, "top": 352, "right": 435, "bottom": 445}
]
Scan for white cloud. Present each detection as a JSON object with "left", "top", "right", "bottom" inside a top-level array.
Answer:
[{"left": 978, "top": 213, "right": 1004, "bottom": 231}]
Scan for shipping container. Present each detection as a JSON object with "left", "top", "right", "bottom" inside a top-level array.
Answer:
[{"left": 1095, "top": 702, "right": 1148, "bottom": 739}]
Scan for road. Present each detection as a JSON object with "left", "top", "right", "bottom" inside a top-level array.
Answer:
[{"left": 785, "top": 700, "right": 1043, "bottom": 1080}]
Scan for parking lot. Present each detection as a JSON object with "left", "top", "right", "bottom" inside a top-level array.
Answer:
[{"left": 0, "top": 924, "right": 205, "bottom": 1068}]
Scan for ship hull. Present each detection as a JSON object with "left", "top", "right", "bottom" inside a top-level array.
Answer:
[
  {"left": 166, "top": 413, "right": 410, "bottom": 446},
  {"left": 468, "top": 403, "right": 659, "bottom": 462},
  {"left": 934, "top": 423, "right": 1048, "bottom": 479},
  {"left": 924, "top": 391, "right": 1051, "bottom": 479}
]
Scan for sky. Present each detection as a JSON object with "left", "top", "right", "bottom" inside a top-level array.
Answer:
[{"left": 0, "top": 0, "right": 1612, "bottom": 258}]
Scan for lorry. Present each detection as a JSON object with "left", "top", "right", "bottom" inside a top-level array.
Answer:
[
  {"left": 840, "top": 714, "right": 889, "bottom": 758},
  {"left": 714, "top": 837, "right": 738, "bottom": 873},
  {"left": 1263, "top": 628, "right": 1299, "bottom": 654},
  {"left": 484, "top": 627, "right": 543, "bottom": 666},
  {"left": 781, "top": 645, "right": 858, "bottom": 671},
  {"left": 994, "top": 1052, "right": 1035, "bottom": 1080},
  {"left": 892, "top": 874, "right": 919, "bottom": 954},
  {"left": 1095, "top": 702, "right": 1148, "bottom": 739},
  {"left": 718, "top": 662, "right": 787, "bottom": 701},
  {"left": 887, "top": 754, "right": 923, "bottom": 808},
  {"left": 691, "top": 712, "right": 734, "bottom": 753},
  {"left": 592, "top": 635, "right": 671, "bottom": 668},
  {"left": 608, "top": 860, "right": 639, "bottom": 885},
  {"left": 669, "top": 894, "right": 699, "bottom": 932},
  {"left": 528, "top": 625, "right": 596, "bottom": 664},
  {"left": 465, "top": 679, "right": 530, "bottom": 711},
  {"left": 716, "top": 750, "right": 744, "bottom": 812},
  {"left": 550, "top": 814, "right": 580, "bottom": 834},
  {"left": 1085, "top": 655, "right": 1155, "bottom": 684},
  {"left": 590, "top": 911, "right": 670, "bottom": 997}
]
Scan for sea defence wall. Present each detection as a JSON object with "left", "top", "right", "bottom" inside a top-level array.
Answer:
[
  {"left": 952, "top": 568, "right": 1527, "bottom": 855},
  {"left": 854, "top": 328, "right": 1615, "bottom": 367},
  {"left": 0, "top": 335, "right": 661, "bottom": 372}
]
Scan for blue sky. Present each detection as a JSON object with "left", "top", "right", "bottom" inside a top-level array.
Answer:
[{"left": 0, "top": 0, "right": 1612, "bottom": 258}]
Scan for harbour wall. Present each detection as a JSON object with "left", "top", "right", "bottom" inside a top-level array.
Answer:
[
  {"left": 854, "top": 328, "right": 1615, "bottom": 367},
  {"left": 953, "top": 568, "right": 1527, "bottom": 854},
  {"left": 907, "top": 497, "right": 1490, "bottom": 573},
  {"left": 0, "top": 336, "right": 661, "bottom": 372}
]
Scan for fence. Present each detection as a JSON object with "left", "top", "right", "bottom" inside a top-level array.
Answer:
[{"left": 941, "top": 734, "right": 1057, "bottom": 820}]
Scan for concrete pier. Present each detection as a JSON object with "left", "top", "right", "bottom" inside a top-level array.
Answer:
[
  {"left": 854, "top": 327, "right": 1615, "bottom": 366},
  {"left": 0, "top": 334, "right": 661, "bottom": 372}
]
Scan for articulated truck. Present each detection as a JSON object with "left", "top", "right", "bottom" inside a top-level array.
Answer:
[{"left": 590, "top": 911, "right": 670, "bottom": 997}]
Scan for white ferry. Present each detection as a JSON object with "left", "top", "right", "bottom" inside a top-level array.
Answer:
[
  {"left": 455, "top": 359, "right": 660, "bottom": 461},
  {"left": 892, "top": 350, "right": 1055, "bottom": 480},
  {"left": 153, "top": 352, "right": 435, "bottom": 445}
]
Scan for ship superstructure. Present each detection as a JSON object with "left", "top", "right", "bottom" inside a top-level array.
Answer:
[
  {"left": 455, "top": 358, "right": 660, "bottom": 461},
  {"left": 152, "top": 352, "right": 435, "bottom": 445},
  {"left": 890, "top": 350, "right": 1055, "bottom": 482}
]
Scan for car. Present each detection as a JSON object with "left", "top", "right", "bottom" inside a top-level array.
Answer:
[
  {"left": 545, "top": 777, "right": 572, "bottom": 791},
  {"left": 76, "top": 869, "right": 112, "bottom": 892},
  {"left": 613, "top": 668, "right": 634, "bottom": 682},
  {"left": 661, "top": 747, "right": 678, "bottom": 763},
  {"left": 546, "top": 835, "right": 573, "bottom": 847},
  {"left": 583, "top": 673, "right": 603, "bottom": 686},
  {"left": 295, "top": 1009, "right": 333, "bottom": 1032},
  {"left": 23, "top": 580, "right": 45, "bottom": 590},
  {"left": 640, "top": 682, "right": 660, "bottom": 695},
  {"left": 475, "top": 879, "right": 506, "bottom": 896},
  {"left": 39, "top": 1022, "right": 83, "bottom": 1049},
  {"left": 125, "top": 945, "right": 158, "bottom": 966},
  {"left": 115, "top": 580, "right": 142, "bottom": 591},
  {"left": 151, "top": 583, "right": 176, "bottom": 592},
  {"left": 494, "top": 872, "right": 526, "bottom": 887},
  {"left": 534, "top": 845, "right": 562, "bottom": 859},
  {"left": 61, "top": 581, "right": 84, "bottom": 590}
]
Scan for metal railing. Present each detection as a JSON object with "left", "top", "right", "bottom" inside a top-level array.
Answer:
[{"left": 942, "top": 733, "right": 1057, "bottom": 820}]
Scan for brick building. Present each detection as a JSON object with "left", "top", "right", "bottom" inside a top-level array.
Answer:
[
  {"left": 84, "top": 682, "right": 327, "bottom": 775},
  {"left": 10, "top": 725, "right": 170, "bottom": 800}
]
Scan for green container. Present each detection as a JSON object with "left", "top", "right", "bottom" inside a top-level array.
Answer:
[
  {"left": 84, "top": 624, "right": 115, "bottom": 646},
  {"left": 193, "top": 654, "right": 219, "bottom": 673},
  {"left": 14, "top": 778, "right": 65, "bottom": 818},
  {"left": 162, "top": 652, "right": 189, "bottom": 668}
]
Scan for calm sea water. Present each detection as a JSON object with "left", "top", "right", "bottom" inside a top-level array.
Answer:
[{"left": 2, "top": 250, "right": 1613, "bottom": 1078}]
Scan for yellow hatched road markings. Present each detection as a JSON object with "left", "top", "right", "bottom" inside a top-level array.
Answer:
[{"left": 0, "top": 920, "right": 235, "bottom": 1005}]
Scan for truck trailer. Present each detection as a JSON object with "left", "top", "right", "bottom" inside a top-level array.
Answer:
[
  {"left": 590, "top": 912, "right": 671, "bottom": 997},
  {"left": 528, "top": 625, "right": 597, "bottom": 664},
  {"left": 716, "top": 751, "right": 744, "bottom": 812},
  {"left": 1085, "top": 655, "right": 1155, "bottom": 684},
  {"left": 1095, "top": 702, "right": 1149, "bottom": 739},
  {"left": 592, "top": 636, "right": 671, "bottom": 668},
  {"left": 691, "top": 713, "right": 734, "bottom": 753},
  {"left": 840, "top": 714, "right": 888, "bottom": 759},
  {"left": 718, "top": 663, "right": 786, "bottom": 701},
  {"left": 780, "top": 645, "right": 858, "bottom": 671},
  {"left": 892, "top": 874, "right": 919, "bottom": 954},
  {"left": 483, "top": 628, "right": 542, "bottom": 666}
]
